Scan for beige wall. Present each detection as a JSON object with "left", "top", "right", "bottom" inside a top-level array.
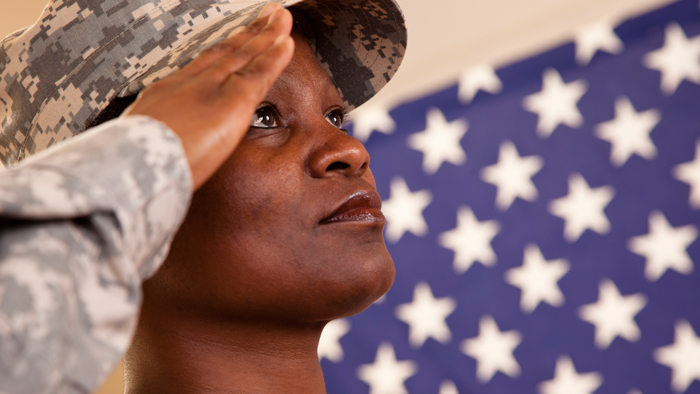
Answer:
[
  {"left": 0, "top": 0, "right": 677, "bottom": 393},
  {"left": 95, "top": 363, "right": 124, "bottom": 394},
  {"left": 0, "top": 0, "right": 45, "bottom": 38},
  {"left": 370, "top": 0, "right": 676, "bottom": 109},
  {"left": 0, "top": 0, "right": 676, "bottom": 109}
]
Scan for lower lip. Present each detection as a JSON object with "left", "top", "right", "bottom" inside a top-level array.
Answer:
[{"left": 322, "top": 207, "right": 385, "bottom": 224}]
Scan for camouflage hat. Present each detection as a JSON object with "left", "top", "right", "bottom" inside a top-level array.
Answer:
[{"left": 0, "top": 0, "right": 407, "bottom": 166}]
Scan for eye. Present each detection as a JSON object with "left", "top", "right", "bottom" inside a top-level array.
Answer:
[
  {"left": 250, "top": 105, "right": 279, "bottom": 128},
  {"left": 325, "top": 108, "right": 345, "bottom": 129}
]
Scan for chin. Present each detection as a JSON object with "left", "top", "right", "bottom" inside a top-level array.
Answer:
[
  {"left": 148, "top": 218, "right": 396, "bottom": 326},
  {"left": 300, "top": 243, "right": 395, "bottom": 322}
]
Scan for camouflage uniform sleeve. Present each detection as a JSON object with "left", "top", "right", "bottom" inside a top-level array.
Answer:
[{"left": 0, "top": 115, "right": 192, "bottom": 394}]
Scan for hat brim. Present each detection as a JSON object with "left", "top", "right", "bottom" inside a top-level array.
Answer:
[
  {"left": 120, "top": 0, "right": 407, "bottom": 112},
  {"left": 0, "top": 0, "right": 406, "bottom": 165}
]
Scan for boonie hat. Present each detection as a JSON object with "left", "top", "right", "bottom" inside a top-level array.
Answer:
[{"left": 0, "top": 0, "right": 407, "bottom": 166}]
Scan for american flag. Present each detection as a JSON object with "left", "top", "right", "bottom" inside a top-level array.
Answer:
[{"left": 318, "top": 1, "right": 700, "bottom": 393}]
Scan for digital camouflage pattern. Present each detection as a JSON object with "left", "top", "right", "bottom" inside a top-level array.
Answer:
[
  {"left": 0, "top": 0, "right": 407, "bottom": 166},
  {"left": 0, "top": 116, "right": 192, "bottom": 394},
  {"left": 0, "top": 0, "right": 406, "bottom": 392}
]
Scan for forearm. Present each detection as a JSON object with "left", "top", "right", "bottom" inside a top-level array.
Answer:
[{"left": 0, "top": 116, "right": 191, "bottom": 394}]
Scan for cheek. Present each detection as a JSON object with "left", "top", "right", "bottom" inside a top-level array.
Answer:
[
  {"left": 195, "top": 150, "right": 310, "bottom": 262},
  {"left": 151, "top": 151, "right": 305, "bottom": 302},
  {"left": 154, "top": 147, "right": 394, "bottom": 322}
]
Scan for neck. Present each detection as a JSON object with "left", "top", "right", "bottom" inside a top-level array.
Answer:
[{"left": 124, "top": 304, "right": 327, "bottom": 394}]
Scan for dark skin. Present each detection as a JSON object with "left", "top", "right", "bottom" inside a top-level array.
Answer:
[
  {"left": 125, "top": 3, "right": 295, "bottom": 190},
  {"left": 123, "top": 7, "right": 395, "bottom": 394}
]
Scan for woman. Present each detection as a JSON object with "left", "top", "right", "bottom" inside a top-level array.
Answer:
[
  {"left": 125, "top": 24, "right": 395, "bottom": 394},
  {"left": 0, "top": 0, "right": 406, "bottom": 393}
]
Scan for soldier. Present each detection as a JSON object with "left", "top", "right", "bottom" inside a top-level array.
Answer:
[{"left": 0, "top": 0, "right": 406, "bottom": 393}]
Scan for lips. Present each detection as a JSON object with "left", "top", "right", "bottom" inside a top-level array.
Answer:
[{"left": 320, "top": 191, "right": 385, "bottom": 224}]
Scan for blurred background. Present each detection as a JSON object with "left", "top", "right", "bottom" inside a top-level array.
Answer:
[
  {"left": 0, "top": 0, "right": 674, "bottom": 111},
  {"left": 2, "top": 0, "right": 698, "bottom": 393}
]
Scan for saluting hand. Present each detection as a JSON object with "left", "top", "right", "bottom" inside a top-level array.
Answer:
[{"left": 124, "top": 3, "right": 295, "bottom": 191}]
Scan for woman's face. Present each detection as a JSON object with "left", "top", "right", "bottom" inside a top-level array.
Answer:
[{"left": 145, "top": 29, "right": 394, "bottom": 324}]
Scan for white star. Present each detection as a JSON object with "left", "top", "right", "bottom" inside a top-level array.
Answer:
[
  {"left": 438, "top": 206, "right": 500, "bottom": 274},
  {"left": 574, "top": 22, "right": 624, "bottom": 66},
  {"left": 504, "top": 244, "right": 570, "bottom": 314},
  {"left": 627, "top": 211, "right": 698, "bottom": 281},
  {"left": 673, "top": 139, "right": 700, "bottom": 209},
  {"left": 381, "top": 177, "right": 433, "bottom": 243},
  {"left": 351, "top": 105, "right": 396, "bottom": 142},
  {"left": 439, "top": 380, "right": 459, "bottom": 394},
  {"left": 395, "top": 281, "right": 457, "bottom": 348},
  {"left": 357, "top": 342, "right": 418, "bottom": 394},
  {"left": 643, "top": 22, "right": 700, "bottom": 95},
  {"left": 548, "top": 173, "right": 615, "bottom": 242},
  {"left": 318, "top": 319, "right": 351, "bottom": 362},
  {"left": 461, "top": 315, "right": 522, "bottom": 383},
  {"left": 407, "top": 108, "right": 468, "bottom": 174},
  {"left": 481, "top": 140, "right": 544, "bottom": 210},
  {"left": 594, "top": 96, "right": 661, "bottom": 167},
  {"left": 538, "top": 355, "right": 603, "bottom": 394},
  {"left": 523, "top": 68, "right": 588, "bottom": 138},
  {"left": 458, "top": 64, "right": 503, "bottom": 104},
  {"left": 578, "top": 279, "right": 647, "bottom": 349},
  {"left": 654, "top": 320, "right": 700, "bottom": 393}
]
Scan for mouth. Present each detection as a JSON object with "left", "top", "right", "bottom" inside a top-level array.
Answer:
[{"left": 320, "top": 190, "right": 385, "bottom": 224}]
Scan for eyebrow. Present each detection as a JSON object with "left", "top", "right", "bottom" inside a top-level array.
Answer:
[{"left": 322, "top": 77, "right": 346, "bottom": 111}]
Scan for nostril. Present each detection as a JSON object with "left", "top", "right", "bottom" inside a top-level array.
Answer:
[{"left": 326, "top": 161, "right": 350, "bottom": 172}]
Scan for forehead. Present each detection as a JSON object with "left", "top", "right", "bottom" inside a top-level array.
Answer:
[{"left": 266, "top": 29, "right": 341, "bottom": 106}]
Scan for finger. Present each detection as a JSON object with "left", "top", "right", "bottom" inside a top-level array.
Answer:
[
  {"left": 221, "top": 35, "right": 295, "bottom": 105},
  {"left": 177, "top": 27, "right": 248, "bottom": 77},
  {"left": 185, "top": 37, "right": 294, "bottom": 192},
  {"left": 202, "top": 7, "right": 293, "bottom": 84},
  {"left": 177, "top": 3, "right": 283, "bottom": 77}
]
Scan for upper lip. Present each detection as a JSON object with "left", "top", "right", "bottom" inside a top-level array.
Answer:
[{"left": 320, "top": 190, "right": 382, "bottom": 223}]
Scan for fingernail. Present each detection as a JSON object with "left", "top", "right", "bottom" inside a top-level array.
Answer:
[
  {"left": 227, "top": 26, "right": 245, "bottom": 37},
  {"left": 257, "top": 3, "right": 279, "bottom": 19},
  {"left": 273, "top": 34, "right": 288, "bottom": 46},
  {"left": 265, "top": 7, "right": 284, "bottom": 27}
]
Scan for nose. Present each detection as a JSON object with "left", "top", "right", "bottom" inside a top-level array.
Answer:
[{"left": 307, "top": 129, "right": 370, "bottom": 179}]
